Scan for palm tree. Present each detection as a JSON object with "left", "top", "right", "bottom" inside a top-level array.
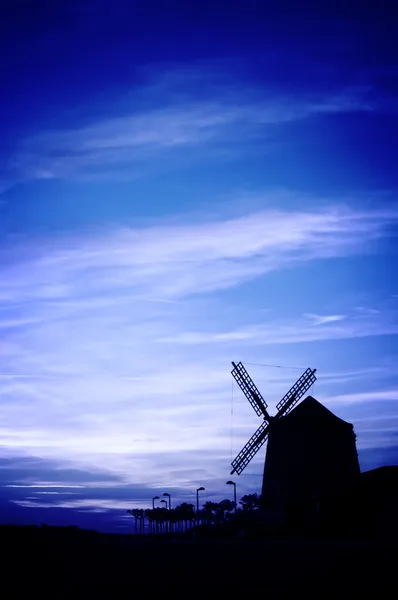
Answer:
[
  {"left": 187, "top": 503, "right": 196, "bottom": 529},
  {"left": 168, "top": 507, "right": 178, "bottom": 534},
  {"left": 174, "top": 505, "right": 182, "bottom": 532},
  {"left": 175, "top": 504, "right": 187, "bottom": 532},
  {"left": 127, "top": 508, "right": 141, "bottom": 534},
  {"left": 175, "top": 502, "right": 195, "bottom": 531},
  {"left": 144, "top": 508, "right": 154, "bottom": 534},
  {"left": 202, "top": 501, "right": 218, "bottom": 525},
  {"left": 160, "top": 507, "right": 168, "bottom": 533},
  {"left": 197, "top": 508, "right": 206, "bottom": 527},
  {"left": 216, "top": 499, "right": 235, "bottom": 522},
  {"left": 153, "top": 507, "right": 162, "bottom": 533},
  {"left": 138, "top": 508, "right": 145, "bottom": 534},
  {"left": 144, "top": 508, "right": 150, "bottom": 534},
  {"left": 239, "top": 493, "right": 261, "bottom": 511}
]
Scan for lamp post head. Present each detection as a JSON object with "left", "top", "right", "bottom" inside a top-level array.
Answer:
[
  {"left": 197, "top": 486, "right": 205, "bottom": 492},
  {"left": 163, "top": 492, "right": 170, "bottom": 497},
  {"left": 160, "top": 499, "right": 167, "bottom": 505},
  {"left": 226, "top": 480, "right": 235, "bottom": 486}
]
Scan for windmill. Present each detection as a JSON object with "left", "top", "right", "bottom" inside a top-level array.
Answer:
[
  {"left": 230, "top": 361, "right": 360, "bottom": 513},
  {"left": 230, "top": 361, "right": 317, "bottom": 476}
]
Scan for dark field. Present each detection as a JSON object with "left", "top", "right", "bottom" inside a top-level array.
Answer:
[{"left": 2, "top": 526, "right": 396, "bottom": 598}]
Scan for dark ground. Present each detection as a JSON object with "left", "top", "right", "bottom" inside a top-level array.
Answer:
[{"left": 1, "top": 525, "right": 397, "bottom": 598}]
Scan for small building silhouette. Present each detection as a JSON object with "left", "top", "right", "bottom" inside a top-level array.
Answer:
[
  {"left": 353, "top": 466, "right": 398, "bottom": 538},
  {"left": 261, "top": 396, "right": 360, "bottom": 522}
]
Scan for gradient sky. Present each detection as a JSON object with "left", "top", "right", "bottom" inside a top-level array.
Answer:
[{"left": 1, "top": 1, "right": 398, "bottom": 532}]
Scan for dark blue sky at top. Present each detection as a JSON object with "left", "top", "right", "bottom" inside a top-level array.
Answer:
[
  {"left": 1, "top": 1, "right": 398, "bottom": 532},
  {"left": 1, "top": 0, "right": 398, "bottom": 231},
  {"left": 1, "top": 1, "right": 397, "bottom": 148}
]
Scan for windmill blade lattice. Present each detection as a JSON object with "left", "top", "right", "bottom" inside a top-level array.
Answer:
[
  {"left": 231, "top": 361, "right": 269, "bottom": 417},
  {"left": 230, "top": 420, "right": 270, "bottom": 475},
  {"left": 230, "top": 362, "right": 317, "bottom": 476},
  {"left": 275, "top": 368, "right": 317, "bottom": 417}
]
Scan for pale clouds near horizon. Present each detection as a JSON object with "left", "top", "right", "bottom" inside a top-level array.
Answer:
[{"left": 0, "top": 199, "right": 398, "bottom": 492}]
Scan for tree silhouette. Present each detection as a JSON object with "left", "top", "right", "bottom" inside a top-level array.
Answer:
[
  {"left": 127, "top": 493, "right": 264, "bottom": 536},
  {"left": 175, "top": 503, "right": 195, "bottom": 531},
  {"left": 239, "top": 493, "right": 261, "bottom": 511},
  {"left": 127, "top": 508, "right": 142, "bottom": 533},
  {"left": 215, "top": 499, "right": 235, "bottom": 522},
  {"left": 202, "top": 501, "right": 218, "bottom": 524}
]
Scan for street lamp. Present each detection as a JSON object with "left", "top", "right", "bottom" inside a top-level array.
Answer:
[
  {"left": 152, "top": 495, "right": 160, "bottom": 509},
  {"left": 160, "top": 499, "right": 168, "bottom": 508},
  {"left": 196, "top": 486, "right": 205, "bottom": 524},
  {"left": 226, "top": 480, "right": 237, "bottom": 513},
  {"left": 163, "top": 492, "right": 171, "bottom": 510}
]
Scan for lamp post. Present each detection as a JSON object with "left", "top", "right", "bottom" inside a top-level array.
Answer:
[
  {"left": 163, "top": 492, "right": 171, "bottom": 510},
  {"left": 196, "top": 486, "right": 205, "bottom": 526},
  {"left": 160, "top": 499, "right": 168, "bottom": 508},
  {"left": 152, "top": 495, "right": 160, "bottom": 509},
  {"left": 226, "top": 480, "right": 237, "bottom": 513}
]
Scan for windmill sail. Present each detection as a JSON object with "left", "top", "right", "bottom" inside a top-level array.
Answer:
[
  {"left": 230, "top": 420, "right": 270, "bottom": 475},
  {"left": 230, "top": 361, "right": 317, "bottom": 476},
  {"left": 275, "top": 368, "right": 317, "bottom": 417},
  {"left": 231, "top": 361, "right": 269, "bottom": 417}
]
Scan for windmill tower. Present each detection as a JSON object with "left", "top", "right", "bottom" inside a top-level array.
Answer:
[{"left": 230, "top": 362, "right": 360, "bottom": 514}]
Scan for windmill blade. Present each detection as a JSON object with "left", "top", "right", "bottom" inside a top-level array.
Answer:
[
  {"left": 275, "top": 368, "right": 317, "bottom": 417},
  {"left": 230, "top": 420, "right": 270, "bottom": 475},
  {"left": 231, "top": 361, "right": 269, "bottom": 418}
]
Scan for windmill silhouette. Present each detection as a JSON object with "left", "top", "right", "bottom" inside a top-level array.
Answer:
[
  {"left": 230, "top": 361, "right": 317, "bottom": 476},
  {"left": 230, "top": 361, "right": 360, "bottom": 510}
]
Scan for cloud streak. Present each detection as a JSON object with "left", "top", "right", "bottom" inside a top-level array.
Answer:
[
  {"left": 0, "top": 199, "right": 397, "bottom": 521},
  {"left": 4, "top": 71, "right": 374, "bottom": 186},
  {"left": 157, "top": 316, "right": 398, "bottom": 346},
  {"left": 324, "top": 389, "right": 398, "bottom": 405},
  {"left": 2, "top": 202, "right": 397, "bottom": 303},
  {"left": 304, "top": 313, "right": 346, "bottom": 325}
]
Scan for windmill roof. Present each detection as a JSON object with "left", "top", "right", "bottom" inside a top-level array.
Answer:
[{"left": 279, "top": 395, "right": 354, "bottom": 429}]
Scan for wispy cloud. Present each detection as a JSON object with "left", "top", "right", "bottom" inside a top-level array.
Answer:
[
  {"left": 0, "top": 199, "right": 397, "bottom": 510},
  {"left": 12, "top": 498, "right": 129, "bottom": 511},
  {"left": 156, "top": 314, "right": 398, "bottom": 346},
  {"left": 319, "top": 364, "right": 398, "bottom": 384},
  {"left": 4, "top": 484, "right": 85, "bottom": 488},
  {"left": 2, "top": 202, "right": 397, "bottom": 302},
  {"left": 4, "top": 69, "right": 374, "bottom": 186},
  {"left": 304, "top": 313, "right": 346, "bottom": 325},
  {"left": 324, "top": 389, "right": 398, "bottom": 405}
]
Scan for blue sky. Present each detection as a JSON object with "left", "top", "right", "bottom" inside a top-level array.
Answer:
[{"left": 1, "top": 0, "right": 398, "bottom": 532}]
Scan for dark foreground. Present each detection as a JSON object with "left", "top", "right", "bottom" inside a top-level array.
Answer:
[{"left": 2, "top": 526, "right": 396, "bottom": 598}]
